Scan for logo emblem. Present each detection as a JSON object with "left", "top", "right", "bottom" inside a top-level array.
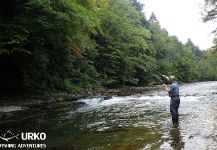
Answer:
[{"left": 0, "top": 130, "right": 19, "bottom": 142}]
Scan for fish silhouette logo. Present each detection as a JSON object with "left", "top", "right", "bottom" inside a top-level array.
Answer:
[{"left": 0, "top": 130, "right": 19, "bottom": 142}]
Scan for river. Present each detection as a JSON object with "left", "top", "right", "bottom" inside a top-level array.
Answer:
[{"left": 1, "top": 81, "right": 217, "bottom": 149}]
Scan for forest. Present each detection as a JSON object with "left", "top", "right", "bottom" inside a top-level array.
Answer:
[{"left": 0, "top": 0, "right": 217, "bottom": 94}]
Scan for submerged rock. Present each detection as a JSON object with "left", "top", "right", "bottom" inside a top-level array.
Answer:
[{"left": 103, "top": 96, "right": 112, "bottom": 100}]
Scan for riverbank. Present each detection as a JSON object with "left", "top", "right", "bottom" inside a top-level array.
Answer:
[{"left": 0, "top": 85, "right": 161, "bottom": 120}]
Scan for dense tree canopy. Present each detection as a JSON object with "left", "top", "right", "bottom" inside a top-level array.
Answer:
[
  {"left": 198, "top": 0, "right": 217, "bottom": 81},
  {"left": 0, "top": 0, "right": 215, "bottom": 93}
]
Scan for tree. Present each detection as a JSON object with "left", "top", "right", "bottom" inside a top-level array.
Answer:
[
  {"left": 0, "top": 0, "right": 209, "bottom": 94},
  {"left": 203, "top": 0, "right": 217, "bottom": 22},
  {"left": 92, "top": 0, "right": 155, "bottom": 87},
  {"left": 149, "top": 12, "right": 158, "bottom": 23},
  {"left": 0, "top": 0, "right": 100, "bottom": 92}
]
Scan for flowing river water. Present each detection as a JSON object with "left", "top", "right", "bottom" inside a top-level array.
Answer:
[{"left": 1, "top": 81, "right": 217, "bottom": 149}]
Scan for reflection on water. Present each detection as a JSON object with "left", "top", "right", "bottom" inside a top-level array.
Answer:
[
  {"left": 1, "top": 81, "right": 217, "bottom": 149},
  {"left": 170, "top": 124, "right": 184, "bottom": 150}
]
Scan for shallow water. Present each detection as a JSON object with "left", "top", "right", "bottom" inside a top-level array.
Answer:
[{"left": 1, "top": 81, "right": 217, "bottom": 150}]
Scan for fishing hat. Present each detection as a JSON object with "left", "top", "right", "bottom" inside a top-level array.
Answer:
[{"left": 169, "top": 75, "right": 175, "bottom": 81}]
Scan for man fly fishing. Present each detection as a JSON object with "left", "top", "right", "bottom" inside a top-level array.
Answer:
[{"left": 162, "top": 75, "right": 180, "bottom": 124}]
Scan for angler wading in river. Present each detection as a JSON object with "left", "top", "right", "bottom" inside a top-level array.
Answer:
[{"left": 162, "top": 75, "right": 180, "bottom": 124}]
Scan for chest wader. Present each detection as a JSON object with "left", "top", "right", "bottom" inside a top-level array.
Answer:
[
  {"left": 169, "top": 83, "right": 180, "bottom": 123},
  {"left": 170, "top": 96, "right": 180, "bottom": 123}
]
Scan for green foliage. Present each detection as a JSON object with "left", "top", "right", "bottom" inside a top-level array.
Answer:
[
  {"left": 0, "top": 0, "right": 99, "bottom": 92},
  {"left": 148, "top": 18, "right": 205, "bottom": 83},
  {"left": 199, "top": 0, "right": 217, "bottom": 81},
  {"left": 196, "top": 49, "right": 217, "bottom": 80},
  {"left": 203, "top": 0, "right": 217, "bottom": 22},
  {"left": 0, "top": 0, "right": 213, "bottom": 94},
  {"left": 93, "top": 0, "right": 154, "bottom": 87}
]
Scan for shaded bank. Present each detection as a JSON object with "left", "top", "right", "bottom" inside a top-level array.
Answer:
[{"left": 0, "top": 85, "right": 160, "bottom": 120}]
